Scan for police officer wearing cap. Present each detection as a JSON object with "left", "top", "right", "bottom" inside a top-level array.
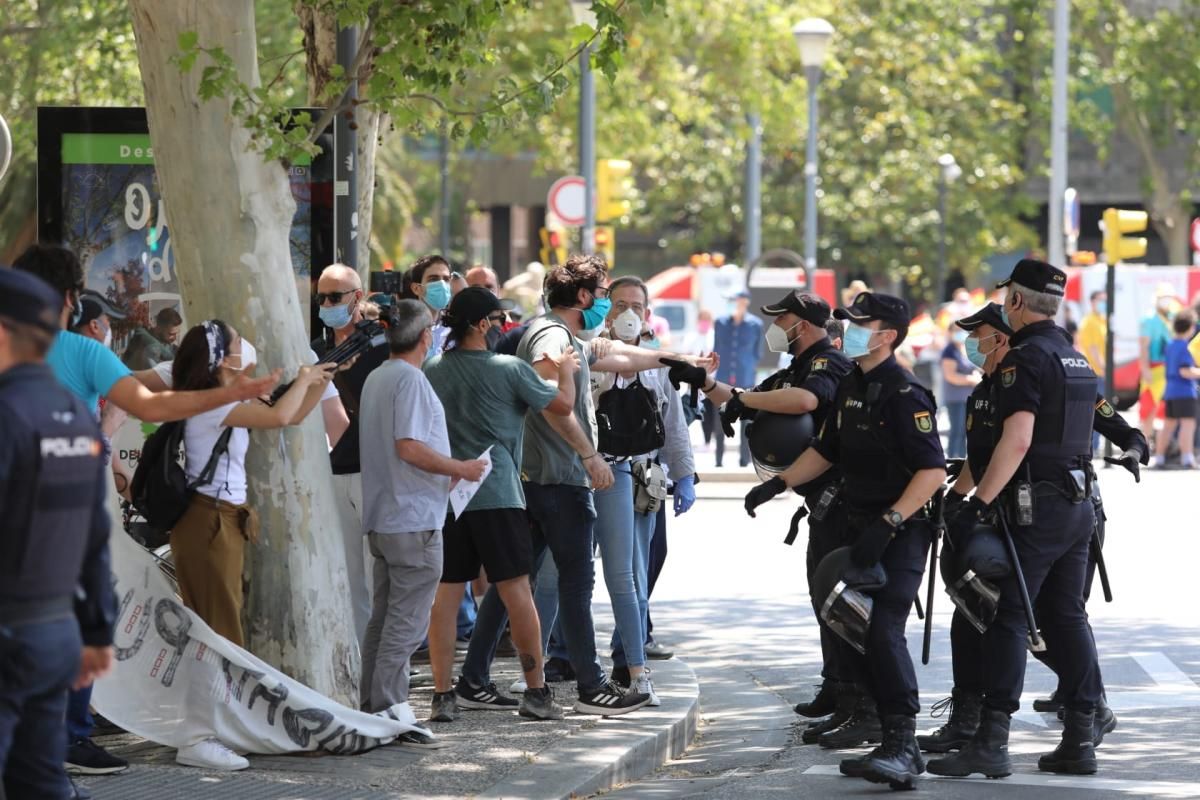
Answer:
[
  {"left": 929, "top": 260, "right": 1105, "bottom": 780},
  {"left": 0, "top": 268, "right": 116, "bottom": 800},
  {"left": 745, "top": 291, "right": 947, "bottom": 789},
  {"left": 699, "top": 290, "right": 854, "bottom": 725},
  {"left": 920, "top": 303, "right": 1147, "bottom": 758}
]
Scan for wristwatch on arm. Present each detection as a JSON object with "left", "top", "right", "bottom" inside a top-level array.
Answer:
[{"left": 882, "top": 509, "right": 904, "bottom": 528}]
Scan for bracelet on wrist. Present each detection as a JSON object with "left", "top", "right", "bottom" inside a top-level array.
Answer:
[
  {"left": 703, "top": 379, "right": 716, "bottom": 392},
  {"left": 583, "top": 452, "right": 599, "bottom": 461}
]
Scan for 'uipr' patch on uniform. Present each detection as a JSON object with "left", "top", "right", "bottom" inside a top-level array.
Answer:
[
  {"left": 914, "top": 411, "right": 933, "bottom": 433},
  {"left": 1096, "top": 398, "right": 1115, "bottom": 418},
  {"left": 812, "top": 357, "right": 828, "bottom": 371},
  {"left": 1000, "top": 366, "right": 1016, "bottom": 388}
]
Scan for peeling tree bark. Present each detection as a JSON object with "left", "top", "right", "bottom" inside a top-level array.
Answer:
[{"left": 129, "top": 0, "right": 357, "bottom": 706}]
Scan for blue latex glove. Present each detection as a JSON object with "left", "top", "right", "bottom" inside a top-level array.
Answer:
[{"left": 673, "top": 475, "right": 696, "bottom": 516}]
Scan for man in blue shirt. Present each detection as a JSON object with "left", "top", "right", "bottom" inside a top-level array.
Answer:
[
  {"left": 13, "top": 244, "right": 277, "bottom": 777},
  {"left": 712, "top": 290, "right": 763, "bottom": 467}
]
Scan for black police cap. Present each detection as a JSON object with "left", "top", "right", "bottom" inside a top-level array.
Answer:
[
  {"left": 760, "top": 290, "right": 831, "bottom": 326},
  {"left": 833, "top": 291, "right": 910, "bottom": 327},
  {"left": 0, "top": 267, "right": 63, "bottom": 334},
  {"left": 955, "top": 302, "right": 1012, "bottom": 336},
  {"left": 996, "top": 258, "right": 1066, "bottom": 297}
]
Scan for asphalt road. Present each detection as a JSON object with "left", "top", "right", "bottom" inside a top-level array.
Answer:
[{"left": 594, "top": 464, "right": 1200, "bottom": 799}]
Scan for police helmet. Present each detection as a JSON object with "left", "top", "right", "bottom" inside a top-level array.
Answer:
[
  {"left": 812, "top": 546, "right": 885, "bottom": 655},
  {"left": 748, "top": 411, "right": 815, "bottom": 482},
  {"left": 941, "top": 524, "right": 1011, "bottom": 633}
]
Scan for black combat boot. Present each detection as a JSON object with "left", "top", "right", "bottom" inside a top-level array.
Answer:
[
  {"left": 801, "top": 681, "right": 856, "bottom": 744},
  {"left": 1038, "top": 709, "right": 1097, "bottom": 774},
  {"left": 917, "top": 689, "right": 983, "bottom": 753},
  {"left": 1093, "top": 697, "right": 1117, "bottom": 746},
  {"left": 818, "top": 690, "right": 882, "bottom": 749},
  {"left": 794, "top": 680, "right": 838, "bottom": 718},
  {"left": 926, "top": 707, "right": 1012, "bottom": 778},
  {"left": 1033, "top": 689, "right": 1063, "bottom": 713},
  {"left": 860, "top": 715, "right": 926, "bottom": 790}
]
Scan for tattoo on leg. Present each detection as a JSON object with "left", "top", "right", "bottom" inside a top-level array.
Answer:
[{"left": 520, "top": 653, "right": 536, "bottom": 673}]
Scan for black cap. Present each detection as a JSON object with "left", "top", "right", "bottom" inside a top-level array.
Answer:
[
  {"left": 996, "top": 258, "right": 1066, "bottom": 296},
  {"left": 954, "top": 302, "right": 1012, "bottom": 336},
  {"left": 833, "top": 291, "right": 910, "bottom": 327},
  {"left": 78, "top": 289, "right": 127, "bottom": 327},
  {"left": 0, "top": 267, "right": 64, "bottom": 334},
  {"left": 444, "top": 285, "right": 502, "bottom": 325},
  {"left": 760, "top": 290, "right": 831, "bottom": 326}
]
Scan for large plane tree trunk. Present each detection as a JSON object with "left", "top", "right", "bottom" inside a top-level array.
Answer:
[{"left": 129, "top": 0, "right": 357, "bottom": 705}]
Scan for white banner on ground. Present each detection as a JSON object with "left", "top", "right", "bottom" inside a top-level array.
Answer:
[{"left": 93, "top": 524, "right": 426, "bottom": 755}]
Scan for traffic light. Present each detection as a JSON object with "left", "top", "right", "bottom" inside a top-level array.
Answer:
[
  {"left": 1102, "top": 208, "right": 1148, "bottom": 264},
  {"left": 539, "top": 227, "right": 567, "bottom": 266},
  {"left": 594, "top": 225, "right": 615, "bottom": 267},
  {"left": 596, "top": 158, "right": 634, "bottom": 222}
]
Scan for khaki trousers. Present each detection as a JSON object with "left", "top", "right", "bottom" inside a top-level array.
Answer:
[{"left": 172, "top": 493, "right": 258, "bottom": 647}]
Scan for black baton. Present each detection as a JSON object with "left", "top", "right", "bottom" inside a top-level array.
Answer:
[
  {"left": 922, "top": 489, "right": 945, "bottom": 665},
  {"left": 996, "top": 505, "right": 1042, "bottom": 649},
  {"left": 1091, "top": 530, "right": 1113, "bottom": 603}
]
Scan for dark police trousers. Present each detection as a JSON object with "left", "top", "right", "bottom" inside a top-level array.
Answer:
[
  {"left": 982, "top": 494, "right": 1102, "bottom": 715},
  {"left": 806, "top": 501, "right": 848, "bottom": 683},
  {"left": 837, "top": 520, "right": 932, "bottom": 716},
  {"left": 950, "top": 493, "right": 1106, "bottom": 696},
  {"left": 0, "top": 615, "right": 82, "bottom": 800}
]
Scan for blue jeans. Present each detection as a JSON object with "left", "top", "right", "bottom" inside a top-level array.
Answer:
[
  {"left": 945, "top": 401, "right": 967, "bottom": 459},
  {"left": 457, "top": 585, "right": 476, "bottom": 640},
  {"left": 0, "top": 616, "right": 82, "bottom": 800},
  {"left": 462, "top": 483, "right": 604, "bottom": 693},
  {"left": 594, "top": 463, "right": 656, "bottom": 669}
]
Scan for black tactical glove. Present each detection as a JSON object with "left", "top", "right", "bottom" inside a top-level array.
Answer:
[
  {"left": 943, "top": 489, "right": 968, "bottom": 527},
  {"left": 720, "top": 391, "right": 746, "bottom": 438},
  {"left": 745, "top": 476, "right": 787, "bottom": 518},
  {"left": 1104, "top": 444, "right": 1146, "bottom": 483},
  {"left": 948, "top": 495, "right": 989, "bottom": 548},
  {"left": 660, "top": 357, "right": 710, "bottom": 407},
  {"left": 850, "top": 517, "right": 896, "bottom": 567}
]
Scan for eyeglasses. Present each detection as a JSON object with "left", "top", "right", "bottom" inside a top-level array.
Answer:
[
  {"left": 590, "top": 286, "right": 609, "bottom": 299},
  {"left": 486, "top": 313, "right": 507, "bottom": 324},
  {"left": 316, "top": 289, "right": 357, "bottom": 305}
]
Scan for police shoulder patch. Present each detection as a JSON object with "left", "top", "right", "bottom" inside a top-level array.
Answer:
[
  {"left": 966, "top": 412, "right": 973, "bottom": 432},
  {"left": 1096, "top": 398, "right": 1115, "bottom": 418},
  {"left": 1000, "top": 366, "right": 1016, "bottom": 388},
  {"left": 812, "top": 357, "right": 827, "bottom": 371},
  {"left": 914, "top": 410, "right": 933, "bottom": 433}
]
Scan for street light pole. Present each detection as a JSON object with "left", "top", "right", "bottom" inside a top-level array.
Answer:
[
  {"left": 935, "top": 153, "right": 961, "bottom": 306},
  {"left": 1048, "top": 0, "right": 1070, "bottom": 268},
  {"left": 745, "top": 112, "right": 762, "bottom": 264},
  {"left": 803, "top": 67, "right": 820, "bottom": 287},
  {"left": 579, "top": 46, "right": 596, "bottom": 255},
  {"left": 792, "top": 18, "right": 834, "bottom": 290}
]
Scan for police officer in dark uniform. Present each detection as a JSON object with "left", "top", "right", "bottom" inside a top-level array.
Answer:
[
  {"left": 930, "top": 260, "right": 1103, "bottom": 779},
  {"left": 696, "top": 290, "right": 854, "bottom": 730},
  {"left": 920, "top": 303, "right": 1147, "bottom": 755},
  {"left": 0, "top": 268, "right": 116, "bottom": 800},
  {"left": 744, "top": 292, "right": 947, "bottom": 790}
]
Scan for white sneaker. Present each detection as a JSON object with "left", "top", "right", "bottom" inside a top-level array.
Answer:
[
  {"left": 634, "top": 672, "right": 661, "bottom": 707},
  {"left": 176, "top": 739, "right": 249, "bottom": 771},
  {"left": 509, "top": 678, "right": 529, "bottom": 694}
]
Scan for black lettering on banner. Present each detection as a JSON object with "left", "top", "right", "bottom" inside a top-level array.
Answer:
[
  {"left": 114, "top": 590, "right": 153, "bottom": 662},
  {"left": 315, "top": 723, "right": 347, "bottom": 751},
  {"left": 153, "top": 598, "right": 193, "bottom": 687},
  {"left": 248, "top": 681, "right": 289, "bottom": 726},
  {"left": 282, "top": 707, "right": 334, "bottom": 748}
]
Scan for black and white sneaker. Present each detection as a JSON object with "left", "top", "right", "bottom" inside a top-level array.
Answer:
[
  {"left": 519, "top": 686, "right": 565, "bottom": 720},
  {"left": 395, "top": 730, "right": 447, "bottom": 750},
  {"left": 455, "top": 678, "right": 520, "bottom": 710},
  {"left": 575, "top": 681, "right": 651, "bottom": 716},
  {"left": 65, "top": 738, "right": 128, "bottom": 775}
]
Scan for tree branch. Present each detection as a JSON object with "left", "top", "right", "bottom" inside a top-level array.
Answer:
[{"left": 306, "top": 17, "right": 375, "bottom": 145}]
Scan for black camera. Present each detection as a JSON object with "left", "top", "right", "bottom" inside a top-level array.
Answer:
[{"left": 369, "top": 270, "right": 403, "bottom": 295}]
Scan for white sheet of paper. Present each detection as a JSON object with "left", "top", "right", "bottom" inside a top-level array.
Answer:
[{"left": 449, "top": 446, "right": 493, "bottom": 518}]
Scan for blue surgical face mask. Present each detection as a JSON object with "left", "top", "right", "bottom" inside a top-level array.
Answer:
[
  {"left": 842, "top": 323, "right": 877, "bottom": 360},
  {"left": 424, "top": 279, "right": 451, "bottom": 311},
  {"left": 318, "top": 298, "right": 355, "bottom": 330},
  {"left": 581, "top": 296, "right": 612, "bottom": 332},
  {"left": 965, "top": 333, "right": 999, "bottom": 369},
  {"left": 1095, "top": 301, "right": 1107, "bottom": 316}
]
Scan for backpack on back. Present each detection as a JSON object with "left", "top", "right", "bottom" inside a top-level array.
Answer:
[{"left": 130, "top": 421, "right": 232, "bottom": 533}]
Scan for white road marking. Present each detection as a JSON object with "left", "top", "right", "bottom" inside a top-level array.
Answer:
[
  {"left": 803, "top": 765, "right": 1200, "bottom": 797},
  {"left": 1012, "top": 651, "right": 1200, "bottom": 728}
]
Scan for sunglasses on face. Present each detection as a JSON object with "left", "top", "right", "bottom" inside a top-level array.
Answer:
[
  {"left": 316, "top": 289, "right": 357, "bottom": 305},
  {"left": 486, "top": 313, "right": 506, "bottom": 324}
]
